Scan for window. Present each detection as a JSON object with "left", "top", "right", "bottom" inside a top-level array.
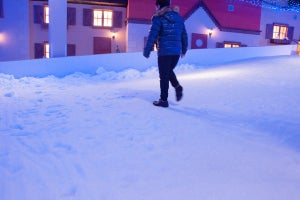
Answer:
[
  {"left": 224, "top": 42, "right": 240, "bottom": 48},
  {"left": 34, "top": 5, "right": 76, "bottom": 26},
  {"left": 35, "top": 43, "right": 76, "bottom": 58},
  {"left": 93, "top": 10, "right": 102, "bottom": 26},
  {"left": 44, "top": 5, "right": 49, "bottom": 24},
  {"left": 83, "top": 9, "right": 122, "bottom": 28},
  {"left": 93, "top": 9, "right": 112, "bottom": 27},
  {"left": 44, "top": 42, "right": 50, "bottom": 58},
  {"left": 272, "top": 24, "right": 288, "bottom": 40},
  {"left": 266, "top": 23, "right": 294, "bottom": 44},
  {"left": 216, "top": 41, "right": 246, "bottom": 48}
]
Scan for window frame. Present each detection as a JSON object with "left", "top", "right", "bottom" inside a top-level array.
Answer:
[
  {"left": 44, "top": 5, "right": 49, "bottom": 24},
  {"left": 272, "top": 23, "right": 288, "bottom": 40},
  {"left": 92, "top": 9, "right": 113, "bottom": 28},
  {"left": 224, "top": 41, "right": 241, "bottom": 48},
  {"left": 44, "top": 42, "right": 50, "bottom": 58}
]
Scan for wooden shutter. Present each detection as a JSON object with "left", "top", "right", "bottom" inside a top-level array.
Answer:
[
  {"left": 0, "top": 0, "right": 4, "bottom": 18},
  {"left": 83, "top": 8, "right": 92, "bottom": 26},
  {"left": 34, "top": 5, "right": 44, "bottom": 24},
  {"left": 67, "top": 44, "right": 76, "bottom": 56},
  {"left": 67, "top": 7, "right": 76, "bottom": 26},
  {"left": 265, "top": 24, "right": 273, "bottom": 39},
  {"left": 287, "top": 26, "right": 294, "bottom": 41},
  {"left": 34, "top": 43, "right": 44, "bottom": 58},
  {"left": 113, "top": 11, "right": 123, "bottom": 28}
]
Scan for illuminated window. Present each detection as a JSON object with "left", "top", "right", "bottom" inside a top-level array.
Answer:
[
  {"left": 272, "top": 24, "right": 288, "bottom": 40},
  {"left": 224, "top": 42, "right": 240, "bottom": 48},
  {"left": 93, "top": 10, "right": 102, "bottom": 26},
  {"left": 44, "top": 42, "right": 49, "bottom": 58},
  {"left": 103, "top": 10, "right": 112, "bottom": 27},
  {"left": 93, "top": 9, "right": 112, "bottom": 27},
  {"left": 44, "top": 5, "right": 49, "bottom": 24}
]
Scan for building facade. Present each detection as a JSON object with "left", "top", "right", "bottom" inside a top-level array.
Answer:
[{"left": 0, "top": 0, "right": 299, "bottom": 62}]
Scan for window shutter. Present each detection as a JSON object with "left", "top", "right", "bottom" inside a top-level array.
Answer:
[
  {"left": 0, "top": 0, "right": 4, "bottom": 18},
  {"left": 67, "top": 44, "right": 76, "bottom": 56},
  {"left": 34, "top": 5, "right": 44, "bottom": 24},
  {"left": 67, "top": 7, "right": 76, "bottom": 26},
  {"left": 287, "top": 26, "right": 294, "bottom": 41},
  {"left": 113, "top": 11, "right": 123, "bottom": 28},
  {"left": 34, "top": 43, "right": 44, "bottom": 58},
  {"left": 265, "top": 24, "right": 273, "bottom": 39},
  {"left": 216, "top": 42, "right": 224, "bottom": 48},
  {"left": 83, "top": 8, "right": 92, "bottom": 26}
]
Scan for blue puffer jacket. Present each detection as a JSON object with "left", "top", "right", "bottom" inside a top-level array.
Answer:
[{"left": 143, "top": 6, "right": 188, "bottom": 57}]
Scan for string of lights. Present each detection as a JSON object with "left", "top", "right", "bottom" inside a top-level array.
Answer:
[{"left": 235, "top": 0, "right": 300, "bottom": 12}]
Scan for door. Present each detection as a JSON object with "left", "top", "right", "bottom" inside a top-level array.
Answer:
[{"left": 93, "top": 37, "right": 111, "bottom": 54}]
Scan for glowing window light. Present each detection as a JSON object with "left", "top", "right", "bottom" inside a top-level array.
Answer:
[
  {"left": 103, "top": 10, "right": 112, "bottom": 27},
  {"left": 224, "top": 42, "right": 240, "bottom": 48},
  {"left": 44, "top": 42, "right": 50, "bottom": 58},
  {"left": 93, "top": 9, "right": 113, "bottom": 27},
  {"left": 44, "top": 5, "right": 49, "bottom": 24},
  {"left": 93, "top": 10, "right": 103, "bottom": 26},
  {"left": 224, "top": 44, "right": 232, "bottom": 48},
  {"left": 272, "top": 24, "right": 288, "bottom": 39}
]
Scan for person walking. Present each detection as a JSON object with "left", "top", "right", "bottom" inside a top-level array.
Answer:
[{"left": 143, "top": 0, "right": 188, "bottom": 108}]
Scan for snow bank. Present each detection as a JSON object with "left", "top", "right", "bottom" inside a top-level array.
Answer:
[{"left": 0, "top": 45, "right": 298, "bottom": 78}]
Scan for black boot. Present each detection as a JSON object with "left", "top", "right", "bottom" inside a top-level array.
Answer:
[
  {"left": 175, "top": 85, "right": 183, "bottom": 101},
  {"left": 153, "top": 99, "right": 169, "bottom": 107}
]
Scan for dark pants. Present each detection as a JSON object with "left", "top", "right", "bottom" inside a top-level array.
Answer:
[{"left": 158, "top": 55, "right": 180, "bottom": 101}]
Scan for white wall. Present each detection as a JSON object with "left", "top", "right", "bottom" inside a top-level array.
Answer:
[
  {"left": 0, "top": 0, "right": 30, "bottom": 62},
  {"left": 185, "top": 7, "right": 262, "bottom": 48},
  {"left": 127, "top": 23, "right": 151, "bottom": 52},
  {"left": 0, "top": 44, "right": 297, "bottom": 78}
]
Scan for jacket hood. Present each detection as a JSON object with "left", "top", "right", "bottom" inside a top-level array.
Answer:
[{"left": 154, "top": 6, "right": 180, "bottom": 23}]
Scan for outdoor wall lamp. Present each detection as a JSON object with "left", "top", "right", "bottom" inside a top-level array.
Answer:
[{"left": 208, "top": 28, "right": 213, "bottom": 38}]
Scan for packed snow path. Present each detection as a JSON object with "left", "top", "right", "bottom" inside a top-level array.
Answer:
[{"left": 1, "top": 56, "right": 300, "bottom": 200}]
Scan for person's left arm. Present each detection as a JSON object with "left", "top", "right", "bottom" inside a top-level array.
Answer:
[
  {"left": 143, "top": 17, "right": 160, "bottom": 58},
  {"left": 181, "top": 22, "right": 188, "bottom": 57}
]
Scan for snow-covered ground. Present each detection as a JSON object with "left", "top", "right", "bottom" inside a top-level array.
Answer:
[{"left": 1, "top": 55, "right": 300, "bottom": 200}]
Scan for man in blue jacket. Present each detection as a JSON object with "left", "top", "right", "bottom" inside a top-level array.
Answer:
[{"left": 143, "top": 0, "right": 188, "bottom": 108}]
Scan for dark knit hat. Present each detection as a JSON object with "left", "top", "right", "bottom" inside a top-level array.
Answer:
[{"left": 156, "top": 0, "right": 170, "bottom": 8}]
